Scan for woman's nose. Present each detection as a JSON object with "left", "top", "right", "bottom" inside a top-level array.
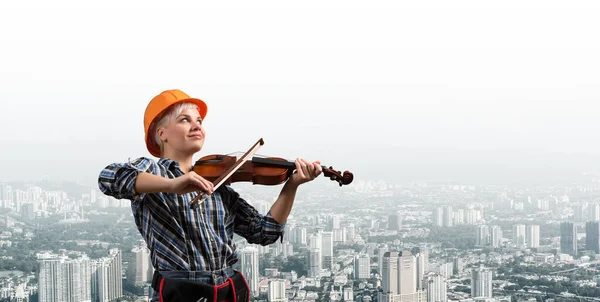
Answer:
[{"left": 190, "top": 122, "right": 201, "bottom": 131}]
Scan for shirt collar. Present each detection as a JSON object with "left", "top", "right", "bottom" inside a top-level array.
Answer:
[{"left": 157, "top": 158, "right": 194, "bottom": 173}]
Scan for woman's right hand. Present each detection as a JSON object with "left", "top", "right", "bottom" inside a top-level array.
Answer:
[{"left": 168, "top": 172, "right": 215, "bottom": 195}]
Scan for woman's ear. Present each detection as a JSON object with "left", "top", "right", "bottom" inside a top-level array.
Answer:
[{"left": 157, "top": 127, "right": 168, "bottom": 143}]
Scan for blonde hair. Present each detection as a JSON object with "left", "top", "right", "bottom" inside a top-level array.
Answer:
[{"left": 149, "top": 102, "right": 199, "bottom": 155}]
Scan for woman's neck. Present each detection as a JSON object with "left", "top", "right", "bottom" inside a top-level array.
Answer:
[{"left": 162, "top": 150, "right": 194, "bottom": 172}]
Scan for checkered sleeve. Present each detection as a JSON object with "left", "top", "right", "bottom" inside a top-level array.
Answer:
[
  {"left": 98, "top": 157, "right": 158, "bottom": 202},
  {"left": 225, "top": 187, "right": 285, "bottom": 245}
]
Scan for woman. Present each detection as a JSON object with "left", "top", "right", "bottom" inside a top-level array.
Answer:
[{"left": 98, "top": 89, "right": 322, "bottom": 301}]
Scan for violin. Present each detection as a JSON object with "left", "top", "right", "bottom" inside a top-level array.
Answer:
[
  {"left": 189, "top": 138, "right": 353, "bottom": 208},
  {"left": 193, "top": 154, "right": 354, "bottom": 187}
]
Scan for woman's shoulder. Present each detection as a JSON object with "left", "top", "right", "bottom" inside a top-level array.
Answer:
[{"left": 126, "top": 157, "right": 175, "bottom": 170}]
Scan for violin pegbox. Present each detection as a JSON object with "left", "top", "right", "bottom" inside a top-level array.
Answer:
[{"left": 322, "top": 166, "right": 353, "bottom": 186}]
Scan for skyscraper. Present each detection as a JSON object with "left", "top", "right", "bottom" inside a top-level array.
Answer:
[
  {"left": 240, "top": 246, "right": 260, "bottom": 297},
  {"left": 326, "top": 215, "right": 340, "bottom": 231},
  {"left": 433, "top": 207, "right": 443, "bottom": 227},
  {"left": 38, "top": 255, "right": 65, "bottom": 302},
  {"left": 268, "top": 279, "right": 287, "bottom": 302},
  {"left": 379, "top": 251, "right": 426, "bottom": 302},
  {"left": 490, "top": 226, "right": 503, "bottom": 248},
  {"left": 589, "top": 203, "right": 600, "bottom": 221},
  {"left": 471, "top": 265, "right": 492, "bottom": 298},
  {"left": 388, "top": 213, "right": 402, "bottom": 231},
  {"left": 37, "top": 253, "right": 92, "bottom": 302},
  {"left": 425, "top": 274, "right": 447, "bottom": 302},
  {"left": 526, "top": 225, "right": 540, "bottom": 248},
  {"left": 560, "top": 222, "right": 578, "bottom": 256},
  {"left": 91, "top": 248, "right": 123, "bottom": 302},
  {"left": 512, "top": 224, "right": 526, "bottom": 249},
  {"left": 476, "top": 225, "right": 490, "bottom": 246},
  {"left": 353, "top": 254, "right": 370, "bottom": 279},
  {"left": 443, "top": 206, "right": 453, "bottom": 227},
  {"left": 309, "top": 233, "right": 322, "bottom": 277},
  {"left": 381, "top": 251, "right": 399, "bottom": 294},
  {"left": 321, "top": 231, "right": 334, "bottom": 270},
  {"left": 586, "top": 221, "right": 600, "bottom": 253},
  {"left": 126, "top": 245, "right": 153, "bottom": 287}
]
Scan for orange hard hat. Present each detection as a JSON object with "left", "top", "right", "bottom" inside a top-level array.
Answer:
[{"left": 144, "top": 89, "right": 208, "bottom": 157}]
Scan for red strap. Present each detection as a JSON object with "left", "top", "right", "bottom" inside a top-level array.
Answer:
[
  {"left": 159, "top": 278, "right": 165, "bottom": 302},
  {"left": 228, "top": 277, "right": 237, "bottom": 302}
]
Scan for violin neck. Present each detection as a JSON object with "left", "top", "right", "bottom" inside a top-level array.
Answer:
[{"left": 252, "top": 157, "right": 325, "bottom": 170}]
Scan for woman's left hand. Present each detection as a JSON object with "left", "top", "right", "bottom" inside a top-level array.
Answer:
[{"left": 288, "top": 158, "right": 323, "bottom": 187}]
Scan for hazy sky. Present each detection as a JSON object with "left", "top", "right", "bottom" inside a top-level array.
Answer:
[{"left": 2, "top": 0, "right": 600, "bottom": 185}]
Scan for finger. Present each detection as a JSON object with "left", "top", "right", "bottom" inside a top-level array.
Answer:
[
  {"left": 192, "top": 174, "right": 212, "bottom": 194},
  {"left": 190, "top": 172, "right": 215, "bottom": 193},
  {"left": 188, "top": 175, "right": 206, "bottom": 193},
  {"left": 198, "top": 175, "right": 215, "bottom": 194},
  {"left": 200, "top": 175, "right": 214, "bottom": 193},
  {"left": 313, "top": 162, "right": 323, "bottom": 175},
  {"left": 300, "top": 159, "right": 313, "bottom": 179},
  {"left": 295, "top": 158, "right": 306, "bottom": 179}
]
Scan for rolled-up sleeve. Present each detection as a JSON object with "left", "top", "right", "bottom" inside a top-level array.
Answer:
[
  {"left": 225, "top": 187, "right": 285, "bottom": 245},
  {"left": 98, "top": 157, "right": 156, "bottom": 202}
]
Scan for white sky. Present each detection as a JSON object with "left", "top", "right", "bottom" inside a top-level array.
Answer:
[{"left": 1, "top": 0, "right": 600, "bottom": 184}]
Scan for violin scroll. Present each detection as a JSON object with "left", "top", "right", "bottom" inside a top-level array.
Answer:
[{"left": 322, "top": 166, "right": 354, "bottom": 187}]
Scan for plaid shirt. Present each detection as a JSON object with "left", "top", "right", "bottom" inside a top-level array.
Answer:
[{"left": 98, "top": 157, "right": 285, "bottom": 272}]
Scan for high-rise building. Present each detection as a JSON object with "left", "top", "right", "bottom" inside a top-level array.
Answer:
[
  {"left": 575, "top": 204, "right": 587, "bottom": 222},
  {"left": 439, "top": 262, "right": 453, "bottom": 280},
  {"left": 512, "top": 224, "right": 526, "bottom": 249},
  {"left": 476, "top": 226, "right": 490, "bottom": 246},
  {"left": 526, "top": 225, "right": 540, "bottom": 248},
  {"left": 454, "top": 209, "right": 465, "bottom": 225},
  {"left": 38, "top": 255, "right": 65, "bottom": 302},
  {"left": 37, "top": 253, "right": 93, "bottom": 302},
  {"left": 471, "top": 265, "right": 492, "bottom": 298},
  {"left": 589, "top": 203, "right": 600, "bottom": 221},
  {"left": 91, "top": 248, "right": 123, "bottom": 302},
  {"left": 240, "top": 246, "right": 260, "bottom": 297},
  {"left": 379, "top": 250, "right": 426, "bottom": 302},
  {"left": 586, "top": 221, "right": 600, "bottom": 253},
  {"left": 295, "top": 227, "right": 306, "bottom": 245},
  {"left": 415, "top": 253, "right": 425, "bottom": 290},
  {"left": 425, "top": 274, "right": 447, "bottom": 302},
  {"left": 490, "top": 226, "right": 503, "bottom": 248},
  {"left": 465, "top": 209, "right": 478, "bottom": 225},
  {"left": 309, "top": 233, "right": 322, "bottom": 277},
  {"left": 443, "top": 206, "right": 453, "bottom": 227},
  {"left": 63, "top": 256, "right": 91, "bottom": 302},
  {"left": 452, "top": 257, "right": 463, "bottom": 275},
  {"left": 268, "top": 279, "right": 287, "bottom": 302},
  {"left": 397, "top": 251, "right": 416, "bottom": 295},
  {"left": 354, "top": 254, "right": 370, "bottom": 279},
  {"left": 321, "top": 232, "right": 334, "bottom": 270},
  {"left": 560, "top": 222, "right": 578, "bottom": 256},
  {"left": 326, "top": 215, "right": 340, "bottom": 231},
  {"left": 388, "top": 213, "right": 402, "bottom": 231},
  {"left": 381, "top": 251, "right": 399, "bottom": 294},
  {"left": 378, "top": 244, "right": 388, "bottom": 275},
  {"left": 126, "top": 245, "right": 154, "bottom": 287},
  {"left": 433, "top": 208, "right": 443, "bottom": 227}
]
